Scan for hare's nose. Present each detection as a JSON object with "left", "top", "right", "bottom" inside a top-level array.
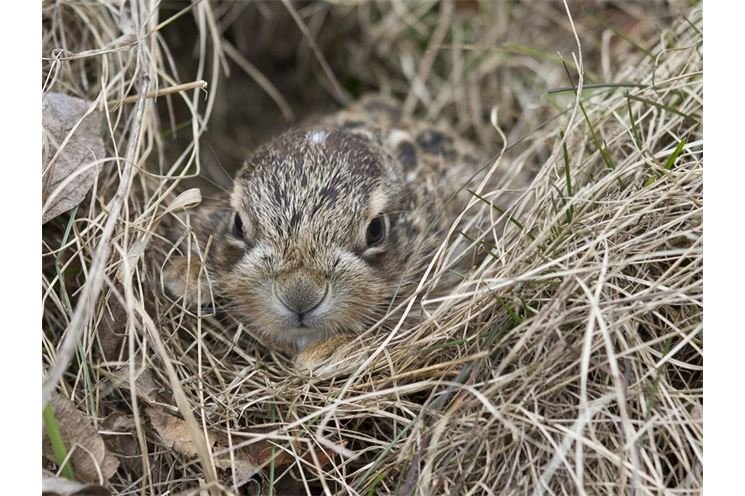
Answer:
[{"left": 275, "top": 272, "right": 327, "bottom": 316}]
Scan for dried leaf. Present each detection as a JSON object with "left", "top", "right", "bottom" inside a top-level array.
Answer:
[
  {"left": 42, "top": 470, "right": 110, "bottom": 496},
  {"left": 302, "top": 440, "right": 346, "bottom": 469},
  {"left": 147, "top": 408, "right": 298, "bottom": 488},
  {"left": 213, "top": 455, "right": 261, "bottom": 488},
  {"left": 96, "top": 299, "right": 127, "bottom": 362},
  {"left": 147, "top": 407, "right": 202, "bottom": 458},
  {"left": 100, "top": 413, "right": 141, "bottom": 475},
  {"left": 101, "top": 412, "right": 136, "bottom": 434},
  {"left": 42, "top": 395, "right": 120, "bottom": 483},
  {"left": 110, "top": 367, "right": 173, "bottom": 407},
  {"left": 42, "top": 92, "right": 105, "bottom": 223}
]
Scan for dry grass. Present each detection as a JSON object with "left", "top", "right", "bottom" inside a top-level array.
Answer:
[{"left": 42, "top": 1, "right": 702, "bottom": 495}]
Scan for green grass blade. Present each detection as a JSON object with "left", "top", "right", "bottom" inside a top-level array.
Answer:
[
  {"left": 664, "top": 137, "right": 688, "bottom": 171},
  {"left": 558, "top": 59, "right": 615, "bottom": 171},
  {"left": 560, "top": 130, "right": 573, "bottom": 198},
  {"left": 268, "top": 403, "right": 278, "bottom": 496},
  {"left": 505, "top": 44, "right": 600, "bottom": 82},
  {"left": 559, "top": 130, "right": 575, "bottom": 223},
  {"left": 547, "top": 82, "right": 646, "bottom": 95},
  {"left": 626, "top": 93, "right": 643, "bottom": 150},
  {"left": 367, "top": 471, "right": 388, "bottom": 496},
  {"left": 467, "top": 189, "right": 532, "bottom": 239},
  {"left": 627, "top": 94, "right": 700, "bottom": 125},
  {"left": 578, "top": 101, "right": 616, "bottom": 170},
  {"left": 494, "top": 295, "right": 522, "bottom": 327},
  {"left": 43, "top": 403, "right": 75, "bottom": 480},
  {"left": 644, "top": 137, "right": 688, "bottom": 187}
]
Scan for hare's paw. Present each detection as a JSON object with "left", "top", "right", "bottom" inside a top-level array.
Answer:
[{"left": 294, "top": 335, "right": 361, "bottom": 376}]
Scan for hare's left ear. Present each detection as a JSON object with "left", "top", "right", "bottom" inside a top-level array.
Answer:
[{"left": 162, "top": 255, "right": 214, "bottom": 310}]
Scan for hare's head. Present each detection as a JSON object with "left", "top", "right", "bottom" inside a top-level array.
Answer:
[{"left": 217, "top": 129, "right": 422, "bottom": 351}]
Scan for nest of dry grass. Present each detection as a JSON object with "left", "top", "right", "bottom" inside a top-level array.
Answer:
[{"left": 42, "top": 1, "right": 702, "bottom": 495}]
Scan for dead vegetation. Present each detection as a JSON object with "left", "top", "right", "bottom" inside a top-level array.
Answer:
[{"left": 42, "top": 1, "right": 702, "bottom": 495}]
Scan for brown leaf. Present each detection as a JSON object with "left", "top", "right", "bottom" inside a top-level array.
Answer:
[
  {"left": 148, "top": 407, "right": 263, "bottom": 487},
  {"left": 213, "top": 455, "right": 261, "bottom": 488},
  {"left": 147, "top": 408, "right": 299, "bottom": 488},
  {"left": 96, "top": 299, "right": 127, "bottom": 362},
  {"left": 147, "top": 407, "right": 203, "bottom": 458},
  {"left": 109, "top": 366, "right": 174, "bottom": 406},
  {"left": 42, "top": 470, "right": 110, "bottom": 496},
  {"left": 147, "top": 407, "right": 343, "bottom": 488},
  {"left": 100, "top": 413, "right": 141, "bottom": 475},
  {"left": 42, "top": 395, "right": 120, "bottom": 484},
  {"left": 301, "top": 440, "right": 346, "bottom": 469},
  {"left": 42, "top": 92, "right": 105, "bottom": 223}
]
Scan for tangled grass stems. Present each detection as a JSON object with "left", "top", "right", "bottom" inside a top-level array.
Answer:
[{"left": 42, "top": 1, "right": 702, "bottom": 494}]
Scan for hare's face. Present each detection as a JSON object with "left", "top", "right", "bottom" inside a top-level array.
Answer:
[{"left": 219, "top": 129, "right": 416, "bottom": 351}]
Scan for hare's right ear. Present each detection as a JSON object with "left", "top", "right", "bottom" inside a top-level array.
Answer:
[
  {"left": 232, "top": 159, "right": 256, "bottom": 188},
  {"left": 162, "top": 255, "right": 214, "bottom": 310}
]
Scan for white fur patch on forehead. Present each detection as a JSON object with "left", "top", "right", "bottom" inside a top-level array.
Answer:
[
  {"left": 368, "top": 186, "right": 387, "bottom": 217},
  {"left": 387, "top": 128, "right": 411, "bottom": 148},
  {"left": 305, "top": 130, "right": 330, "bottom": 144}
]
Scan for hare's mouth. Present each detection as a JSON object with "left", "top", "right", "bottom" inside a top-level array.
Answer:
[{"left": 271, "top": 291, "right": 333, "bottom": 331}]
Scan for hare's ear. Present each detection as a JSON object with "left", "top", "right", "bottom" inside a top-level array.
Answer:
[
  {"left": 241, "top": 158, "right": 253, "bottom": 173},
  {"left": 162, "top": 255, "right": 214, "bottom": 310},
  {"left": 233, "top": 159, "right": 256, "bottom": 185}
]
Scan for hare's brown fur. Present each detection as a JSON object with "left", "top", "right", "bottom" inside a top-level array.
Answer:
[{"left": 165, "top": 95, "right": 490, "bottom": 363}]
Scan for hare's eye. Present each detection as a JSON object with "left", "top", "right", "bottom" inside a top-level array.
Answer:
[
  {"left": 233, "top": 212, "right": 245, "bottom": 240},
  {"left": 366, "top": 215, "right": 386, "bottom": 247}
]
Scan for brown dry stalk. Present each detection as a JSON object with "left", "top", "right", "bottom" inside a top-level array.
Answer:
[{"left": 105, "top": 80, "right": 208, "bottom": 108}]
